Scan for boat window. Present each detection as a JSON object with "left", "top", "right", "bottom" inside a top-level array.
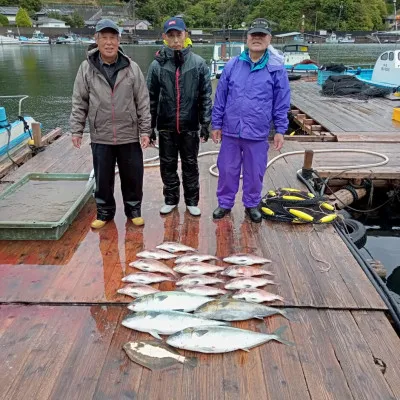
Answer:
[
  {"left": 380, "top": 52, "right": 388, "bottom": 61},
  {"left": 218, "top": 46, "right": 243, "bottom": 58},
  {"left": 389, "top": 52, "right": 394, "bottom": 61}
]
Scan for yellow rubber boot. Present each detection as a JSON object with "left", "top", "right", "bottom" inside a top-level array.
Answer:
[
  {"left": 132, "top": 217, "right": 144, "bottom": 226},
  {"left": 91, "top": 219, "right": 107, "bottom": 229}
]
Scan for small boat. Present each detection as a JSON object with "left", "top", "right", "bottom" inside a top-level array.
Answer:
[
  {"left": 352, "top": 50, "right": 400, "bottom": 89},
  {"left": 19, "top": 30, "right": 50, "bottom": 45},
  {"left": 80, "top": 37, "right": 95, "bottom": 45},
  {"left": 210, "top": 41, "right": 245, "bottom": 79},
  {"left": 282, "top": 43, "right": 319, "bottom": 73},
  {"left": 56, "top": 33, "right": 80, "bottom": 44},
  {"left": 338, "top": 34, "right": 355, "bottom": 43},
  {"left": 0, "top": 30, "right": 20, "bottom": 45},
  {"left": 0, "top": 96, "right": 36, "bottom": 157},
  {"left": 325, "top": 32, "right": 339, "bottom": 44}
]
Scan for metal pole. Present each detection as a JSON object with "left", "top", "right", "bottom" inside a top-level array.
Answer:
[{"left": 394, "top": 0, "right": 398, "bottom": 31}]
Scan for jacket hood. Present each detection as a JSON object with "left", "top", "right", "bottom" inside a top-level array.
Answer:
[
  {"left": 154, "top": 46, "right": 191, "bottom": 66},
  {"left": 267, "top": 45, "right": 285, "bottom": 72}
]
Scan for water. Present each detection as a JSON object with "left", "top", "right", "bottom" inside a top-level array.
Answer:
[{"left": 0, "top": 43, "right": 398, "bottom": 133}]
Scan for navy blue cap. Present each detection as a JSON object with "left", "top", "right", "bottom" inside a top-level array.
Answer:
[
  {"left": 95, "top": 19, "right": 120, "bottom": 34},
  {"left": 164, "top": 17, "right": 186, "bottom": 33},
  {"left": 247, "top": 18, "right": 271, "bottom": 35}
]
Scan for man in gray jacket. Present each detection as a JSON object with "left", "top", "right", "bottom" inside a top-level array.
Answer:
[{"left": 70, "top": 19, "right": 151, "bottom": 229}]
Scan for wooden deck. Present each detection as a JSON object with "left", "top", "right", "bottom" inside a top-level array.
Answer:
[
  {"left": 290, "top": 80, "right": 400, "bottom": 137},
  {"left": 1, "top": 131, "right": 400, "bottom": 399}
]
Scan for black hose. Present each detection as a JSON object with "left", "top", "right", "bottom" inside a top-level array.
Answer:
[
  {"left": 5, "top": 125, "right": 19, "bottom": 167},
  {"left": 296, "top": 170, "right": 400, "bottom": 334}
]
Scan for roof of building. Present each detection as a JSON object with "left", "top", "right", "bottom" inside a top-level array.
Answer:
[{"left": 0, "top": 6, "right": 19, "bottom": 15}]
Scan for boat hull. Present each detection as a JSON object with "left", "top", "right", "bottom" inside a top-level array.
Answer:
[{"left": 0, "top": 117, "right": 35, "bottom": 156}]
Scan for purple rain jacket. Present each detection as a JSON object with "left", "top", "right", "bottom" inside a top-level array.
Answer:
[{"left": 212, "top": 46, "right": 291, "bottom": 140}]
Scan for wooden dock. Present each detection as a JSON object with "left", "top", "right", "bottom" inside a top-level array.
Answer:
[{"left": 1, "top": 82, "right": 400, "bottom": 399}]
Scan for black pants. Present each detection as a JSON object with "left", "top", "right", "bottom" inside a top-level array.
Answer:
[
  {"left": 91, "top": 142, "right": 143, "bottom": 221},
  {"left": 159, "top": 130, "right": 200, "bottom": 206}
]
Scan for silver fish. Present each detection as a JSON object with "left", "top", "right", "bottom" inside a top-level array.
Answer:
[
  {"left": 232, "top": 289, "right": 284, "bottom": 303},
  {"left": 224, "top": 277, "right": 276, "bottom": 290},
  {"left": 175, "top": 274, "right": 224, "bottom": 286},
  {"left": 117, "top": 284, "right": 160, "bottom": 298},
  {"left": 122, "top": 310, "right": 229, "bottom": 339},
  {"left": 130, "top": 259, "right": 179, "bottom": 277},
  {"left": 173, "top": 262, "right": 224, "bottom": 275},
  {"left": 221, "top": 265, "right": 274, "bottom": 278},
  {"left": 136, "top": 249, "right": 177, "bottom": 260},
  {"left": 156, "top": 242, "right": 197, "bottom": 253},
  {"left": 166, "top": 325, "right": 294, "bottom": 354},
  {"left": 128, "top": 291, "right": 213, "bottom": 312},
  {"left": 193, "top": 298, "right": 289, "bottom": 321},
  {"left": 181, "top": 285, "right": 228, "bottom": 296},
  {"left": 175, "top": 253, "right": 219, "bottom": 264},
  {"left": 223, "top": 253, "right": 272, "bottom": 266},
  {"left": 123, "top": 340, "right": 197, "bottom": 370},
  {"left": 122, "top": 272, "right": 175, "bottom": 284}
]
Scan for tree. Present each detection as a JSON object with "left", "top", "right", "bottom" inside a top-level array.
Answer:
[
  {"left": 62, "top": 11, "right": 85, "bottom": 28},
  {"left": 16, "top": 8, "right": 32, "bottom": 27},
  {"left": 0, "top": 14, "right": 9, "bottom": 26},
  {"left": 20, "top": 0, "right": 43, "bottom": 13}
]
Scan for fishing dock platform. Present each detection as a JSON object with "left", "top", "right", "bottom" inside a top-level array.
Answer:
[{"left": 0, "top": 79, "right": 400, "bottom": 399}]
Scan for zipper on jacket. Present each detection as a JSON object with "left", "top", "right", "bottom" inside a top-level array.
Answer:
[
  {"left": 110, "top": 72, "right": 127, "bottom": 144},
  {"left": 175, "top": 69, "right": 181, "bottom": 133}
]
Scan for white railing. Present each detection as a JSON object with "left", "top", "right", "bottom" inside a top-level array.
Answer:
[{"left": 0, "top": 95, "right": 29, "bottom": 115}]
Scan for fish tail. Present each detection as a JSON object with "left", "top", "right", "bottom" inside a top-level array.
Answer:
[
  {"left": 271, "top": 326, "right": 295, "bottom": 347},
  {"left": 278, "top": 309, "right": 292, "bottom": 321},
  {"left": 183, "top": 356, "right": 198, "bottom": 368}
]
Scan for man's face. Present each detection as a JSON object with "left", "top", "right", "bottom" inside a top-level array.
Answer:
[
  {"left": 162, "top": 29, "right": 186, "bottom": 50},
  {"left": 96, "top": 30, "right": 120, "bottom": 60},
  {"left": 247, "top": 32, "right": 271, "bottom": 52}
]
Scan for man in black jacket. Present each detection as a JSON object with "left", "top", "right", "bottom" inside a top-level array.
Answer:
[{"left": 147, "top": 17, "right": 212, "bottom": 216}]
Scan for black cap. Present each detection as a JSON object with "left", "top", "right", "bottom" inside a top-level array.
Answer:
[{"left": 247, "top": 18, "right": 271, "bottom": 35}]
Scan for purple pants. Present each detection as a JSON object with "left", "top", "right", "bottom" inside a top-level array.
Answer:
[{"left": 216, "top": 135, "right": 269, "bottom": 209}]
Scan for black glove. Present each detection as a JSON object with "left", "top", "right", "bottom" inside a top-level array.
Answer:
[
  {"left": 150, "top": 128, "right": 157, "bottom": 144},
  {"left": 200, "top": 125, "right": 209, "bottom": 142}
]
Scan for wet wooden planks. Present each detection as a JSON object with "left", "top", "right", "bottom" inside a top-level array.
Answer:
[
  {"left": 290, "top": 80, "right": 399, "bottom": 134},
  {"left": 0, "top": 140, "right": 387, "bottom": 310},
  {"left": 1, "top": 305, "right": 399, "bottom": 400}
]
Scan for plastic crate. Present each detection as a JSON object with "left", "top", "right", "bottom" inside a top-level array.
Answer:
[{"left": 317, "top": 70, "right": 346, "bottom": 85}]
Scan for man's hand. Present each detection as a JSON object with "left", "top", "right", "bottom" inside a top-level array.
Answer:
[
  {"left": 141, "top": 136, "right": 150, "bottom": 149},
  {"left": 150, "top": 128, "right": 157, "bottom": 146},
  {"left": 72, "top": 136, "right": 82, "bottom": 149},
  {"left": 200, "top": 125, "right": 210, "bottom": 143},
  {"left": 211, "top": 129, "right": 222, "bottom": 144},
  {"left": 273, "top": 133, "right": 284, "bottom": 151}
]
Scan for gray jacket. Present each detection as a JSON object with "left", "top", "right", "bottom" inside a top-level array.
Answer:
[{"left": 70, "top": 48, "right": 151, "bottom": 144}]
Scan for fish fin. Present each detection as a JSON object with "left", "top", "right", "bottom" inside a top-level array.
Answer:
[
  {"left": 158, "top": 295, "right": 168, "bottom": 301},
  {"left": 255, "top": 315, "right": 265, "bottom": 320},
  {"left": 240, "top": 348, "right": 250, "bottom": 353},
  {"left": 194, "top": 329, "right": 209, "bottom": 337},
  {"left": 271, "top": 326, "right": 295, "bottom": 347},
  {"left": 219, "top": 293, "right": 233, "bottom": 300},
  {"left": 150, "top": 331, "right": 162, "bottom": 340},
  {"left": 175, "top": 309, "right": 185, "bottom": 312},
  {"left": 183, "top": 356, "right": 198, "bottom": 368},
  {"left": 279, "top": 309, "right": 292, "bottom": 321}
]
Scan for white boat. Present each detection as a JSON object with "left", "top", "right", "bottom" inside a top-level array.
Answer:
[
  {"left": 325, "top": 32, "right": 339, "bottom": 44},
  {"left": 0, "top": 96, "right": 36, "bottom": 157},
  {"left": 56, "top": 33, "right": 80, "bottom": 44},
  {"left": 210, "top": 41, "right": 245, "bottom": 79},
  {"left": 338, "top": 34, "right": 355, "bottom": 43},
  {"left": 19, "top": 30, "right": 50, "bottom": 45},
  {"left": 354, "top": 50, "right": 400, "bottom": 89},
  {"left": 0, "top": 30, "right": 20, "bottom": 45},
  {"left": 282, "top": 44, "right": 319, "bottom": 73}
]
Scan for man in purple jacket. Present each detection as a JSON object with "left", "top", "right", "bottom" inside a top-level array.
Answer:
[{"left": 211, "top": 18, "right": 290, "bottom": 223}]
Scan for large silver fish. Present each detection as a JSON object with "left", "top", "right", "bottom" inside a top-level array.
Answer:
[
  {"left": 173, "top": 262, "right": 224, "bottom": 275},
  {"left": 156, "top": 242, "right": 197, "bottom": 253},
  {"left": 193, "top": 298, "right": 289, "bottom": 321},
  {"left": 175, "top": 274, "right": 224, "bottom": 286},
  {"left": 128, "top": 291, "right": 214, "bottom": 312},
  {"left": 123, "top": 340, "right": 197, "bottom": 370},
  {"left": 130, "top": 259, "right": 179, "bottom": 277},
  {"left": 166, "top": 325, "right": 294, "bottom": 353},
  {"left": 136, "top": 249, "right": 177, "bottom": 260},
  {"left": 223, "top": 253, "right": 272, "bottom": 266},
  {"left": 224, "top": 277, "right": 276, "bottom": 290},
  {"left": 117, "top": 284, "right": 160, "bottom": 298},
  {"left": 221, "top": 265, "right": 274, "bottom": 278},
  {"left": 181, "top": 285, "right": 228, "bottom": 296},
  {"left": 122, "top": 272, "right": 175, "bottom": 284},
  {"left": 122, "top": 310, "right": 230, "bottom": 339},
  {"left": 175, "top": 253, "right": 219, "bottom": 264},
  {"left": 232, "top": 289, "right": 284, "bottom": 303}
]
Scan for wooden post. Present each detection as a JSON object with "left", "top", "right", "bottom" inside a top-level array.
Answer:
[
  {"left": 329, "top": 188, "right": 367, "bottom": 209},
  {"left": 31, "top": 122, "right": 42, "bottom": 148},
  {"left": 303, "top": 149, "right": 314, "bottom": 169}
]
